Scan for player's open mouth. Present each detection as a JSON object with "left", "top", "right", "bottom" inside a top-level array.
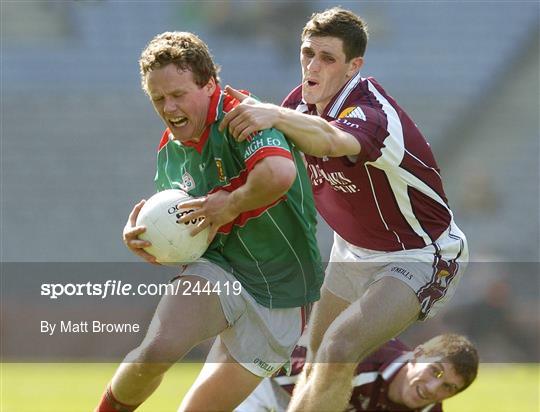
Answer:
[
  {"left": 169, "top": 116, "right": 188, "bottom": 128},
  {"left": 416, "top": 385, "right": 428, "bottom": 401},
  {"left": 305, "top": 79, "right": 319, "bottom": 87}
]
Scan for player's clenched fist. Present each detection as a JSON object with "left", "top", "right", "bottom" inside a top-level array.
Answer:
[{"left": 122, "top": 199, "right": 159, "bottom": 264}]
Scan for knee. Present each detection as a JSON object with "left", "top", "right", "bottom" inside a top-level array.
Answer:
[
  {"left": 126, "top": 335, "right": 185, "bottom": 368},
  {"left": 120, "top": 343, "right": 177, "bottom": 379}
]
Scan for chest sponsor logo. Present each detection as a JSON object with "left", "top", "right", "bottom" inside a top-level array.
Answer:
[
  {"left": 215, "top": 158, "right": 226, "bottom": 182},
  {"left": 339, "top": 106, "right": 366, "bottom": 121},
  {"left": 244, "top": 136, "right": 283, "bottom": 159},
  {"left": 337, "top": 118, "right": 360, "bottom": 129},
  {"left": 307, "top": 163, "right": 360, "bottom": 193}
]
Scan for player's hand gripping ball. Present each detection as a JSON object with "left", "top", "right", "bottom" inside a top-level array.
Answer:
[{"left": 136, "top": 189, "right": 209, "bottom": 264}]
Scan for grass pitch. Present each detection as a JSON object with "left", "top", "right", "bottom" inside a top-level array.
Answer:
[{"left": 1, "top": 363, "right": 538, "bottom": 411}]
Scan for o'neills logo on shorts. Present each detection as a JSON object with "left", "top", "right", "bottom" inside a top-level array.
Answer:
[
  {"left": 390, "top": 266, "right": 413, "bottom": 280},
  {"left": 254, "top": 358, "right": 276, "bottom": 374}
]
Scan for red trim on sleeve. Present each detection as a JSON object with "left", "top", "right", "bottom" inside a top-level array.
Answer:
[
  {"left": 223, "top": 90, "right": 250, "bottom": 113},
  {"left": 245, "top": 147, "right": 293, "bottom": 171}
]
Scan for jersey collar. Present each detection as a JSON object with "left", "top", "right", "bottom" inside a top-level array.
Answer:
[
  {"left": 379, "top": 352, "right": 437, "bottom": 412},
  {"left": 180, "top": 84, "right": 222, "bottom": 153},
  {"left": 381, "top": 352, "right": 412, "bottom": 382},
  {"left": 321, "top": 70, "right": 363, "bottom": 119}
]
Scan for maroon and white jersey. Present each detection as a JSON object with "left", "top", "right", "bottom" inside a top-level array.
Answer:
[
  {"left": 282, "top": 74, "right": 458, "bottom": 251},
  {"left": 273, "top": 340, "right": 442, "bottom": 412}
]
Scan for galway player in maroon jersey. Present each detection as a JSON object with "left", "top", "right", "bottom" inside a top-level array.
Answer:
[
  {"left": 220, "top": 7, "right": 469, "bottom": 411},
  {"left": 236, "top": 334, "right": 478, "bottom": 412}
]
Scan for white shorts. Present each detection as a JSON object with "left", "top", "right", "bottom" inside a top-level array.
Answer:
[
  {"left": 178, "top": 260, "right": 307, "bottom": 377},
  {"left": 325, "top": 221, "right": 468, "bottom": 320}
]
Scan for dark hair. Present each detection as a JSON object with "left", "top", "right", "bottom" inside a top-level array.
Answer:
[
  {"left": 419, "top": 334, "right": 479, "bottom": 392},
  {"left": 302, "top": 7, "right": 369, "bottom": 61},
  {"left": 139, "top": 31, "right": 220, "bottom": 92}
]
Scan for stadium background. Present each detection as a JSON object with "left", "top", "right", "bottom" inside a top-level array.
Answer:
[{"left": 1, "top": 1, "right": 539, "bottom": 411}]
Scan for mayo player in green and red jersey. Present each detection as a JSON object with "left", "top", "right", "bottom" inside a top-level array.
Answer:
[{"left": 95, "top": 32, "right": 323, "bottom": 412}]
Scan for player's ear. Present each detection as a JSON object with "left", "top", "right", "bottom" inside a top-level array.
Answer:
[
  {"left": 347, "top": 56, "right": 363, "bottom": 77},
  {"left": 204, "top": 77, "right": 217, "bottom": 96}
]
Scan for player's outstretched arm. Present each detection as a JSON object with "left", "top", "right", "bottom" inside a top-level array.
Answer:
[
  {"left": 220, "top": 86, "right": 361, "bottom": 158},
  {"left": 179, "top": 156, "right": 296, "bottom": 241},
  {"left": 122, "top": 199, "right": 159, "bottom": 264}
]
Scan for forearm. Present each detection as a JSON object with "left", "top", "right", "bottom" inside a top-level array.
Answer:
[
  {"left": 274, "top": 107, "right": 360, "bottom": 157},
  {"left": 227, "top": 156, "right": 296, "bottom": 215}
]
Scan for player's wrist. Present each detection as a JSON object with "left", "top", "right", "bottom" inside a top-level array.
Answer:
[
  {"left": 224, "top": 191, "right": 243, "bottom": 219},
  {"left": 275, "top": 106, "right": 292, "bottom": 130}
]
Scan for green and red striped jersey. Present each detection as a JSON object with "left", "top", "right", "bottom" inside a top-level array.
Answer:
[{"left": 154, "top": 86, "right": 323, "bottom": 308}]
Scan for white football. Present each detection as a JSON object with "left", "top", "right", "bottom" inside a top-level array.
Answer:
[{"left": 136, "top": 189, "right": 209, "bottom": 265}]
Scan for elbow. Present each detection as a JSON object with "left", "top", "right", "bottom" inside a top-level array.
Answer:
[
  {"left": 280, "top": 161, "right": 298, "bottom": 191},
  {"left": 265, "top": 157, "right": 297, "bottom": 194},
  {"left": 314, "top": 122, "right": 341, "bottom": 157}
]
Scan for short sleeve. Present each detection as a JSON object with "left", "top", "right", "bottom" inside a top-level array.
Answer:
[
  {"left": 330, "top": 106, "right": 389, "bottom": 164},
  {"left": 237, "top": 128, "right": 293, "bottom": 172}
]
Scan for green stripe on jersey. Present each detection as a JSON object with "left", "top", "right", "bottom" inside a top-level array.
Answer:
[{"left": 154, "top": 95, "right": 323, "bottom": 309}]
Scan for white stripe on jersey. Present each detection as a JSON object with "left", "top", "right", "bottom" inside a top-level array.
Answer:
[
  {"left": 265, "top": 210, "right": 308, "bottom": 298},
  {"left": 405, "top": 148, "right": 442, "bottom": 180},
  {"left": 351, "top": 371, "right": 379, "bottom": 387},
  {"left": 165, "top": 140, "right": 187, "bottom": 190},
  {"left": 364, "top": 164, "right": 406, "bottom": 249},
  {"left": 365, "top": 80, "right": 450, "bottom": 246},
  {"left": 296, "top": 102, "right": 309, "bottom": 113},
  {"left": 381, "top": 353, "right": 412, "bottom": 380},
  {"left": 328, "top": 71, "right": 363, "bottom": 118},
  {"left": 365, "top": 79, "right": 405, "bottom": 167},
  {"left": 236, "top": 231, "right": 273, "bottom": 308},
  {"left": 292, "top": 152, "right": 305, "bottom": 215},
  {"left": 215, "top": 94, "right": 224, "bottom": 122}
]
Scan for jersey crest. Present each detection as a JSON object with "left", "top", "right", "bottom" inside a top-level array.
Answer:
[{"left": 214, "top": 158, "right": 226, "bottom": 182}]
